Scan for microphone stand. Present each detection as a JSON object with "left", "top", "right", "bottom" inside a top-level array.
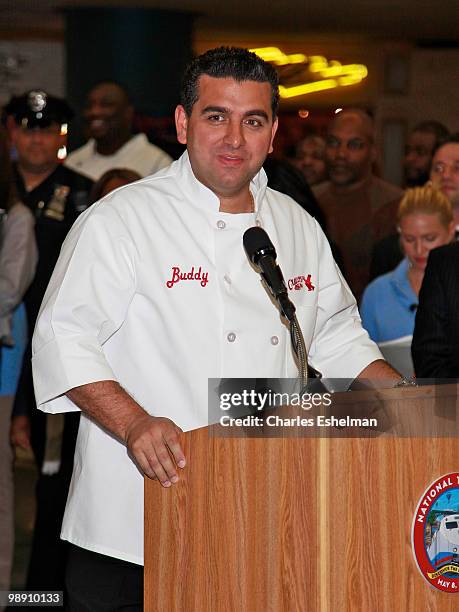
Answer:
[
  {"left": 289, "top": 314, "right": 309, "bottom": 391},
  {"left": 267, "top": 286, "right": 314, "bottom": 393}
]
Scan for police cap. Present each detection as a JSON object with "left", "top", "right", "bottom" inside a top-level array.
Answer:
[{"left": 5, "top": 91, "right": 74, "bottom": 129}]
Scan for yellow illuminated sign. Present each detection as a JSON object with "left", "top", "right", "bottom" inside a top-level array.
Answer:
[{"left": 250, "top": 47, "right": 368, "bottom": 98}]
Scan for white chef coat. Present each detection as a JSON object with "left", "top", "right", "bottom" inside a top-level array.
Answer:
[
  {"left": 65, "top": 133, "right": 172, "bottom": 180},
  {"left": 32, "top": 152, "right": 381, "bottom": 565}
]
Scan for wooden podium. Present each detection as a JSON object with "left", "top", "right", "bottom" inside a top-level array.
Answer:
[{"left": 145, "top": 384, "right": 458, "bottom": 611}]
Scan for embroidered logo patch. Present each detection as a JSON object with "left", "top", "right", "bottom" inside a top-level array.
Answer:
[
  {"left": 287, "top": 274, "right": 315, "bottom": 292},
  {"left": 412, "top": 472, "right": 459, "bottom": 593},
  {"left": 166, "top": 266, "right": 209, "bottom": 288}
]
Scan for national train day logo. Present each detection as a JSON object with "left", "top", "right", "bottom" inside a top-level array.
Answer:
[{"left": 412, "top": 472, "right": 459, "bottom": 593}]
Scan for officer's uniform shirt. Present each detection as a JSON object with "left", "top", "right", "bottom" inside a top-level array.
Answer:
[
  {"left": 32, "top": 152, "right": 381, "bottom": 565},
  {"left": 14, "top": 163, "right": 93, "bottom": 324}
]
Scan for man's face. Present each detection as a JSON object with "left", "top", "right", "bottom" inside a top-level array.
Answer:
[
  {"left": 84, "top": 83, "right": 133, "bottom": 142},
  {"left": 404, "top": 130, "right": 436, "bottom": 186},
  {"left": 325, "top": 115, "right": 374, "bottom": 187},
  {"left": 175, "top": 76, "right": 278, "bottom": 199},
  {"left": 12, "top": 123, "right": 65, "bottom": 173},
  {"left": 430, "top": 143, "right": 459, "bottom": 201},
  {"left": 293, "top": 138, "right": 326, "bottom": 186}
]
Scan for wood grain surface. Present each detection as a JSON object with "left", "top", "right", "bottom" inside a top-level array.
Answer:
[{"left": 145, "top": 386, "right": 458, "bottom": 611}]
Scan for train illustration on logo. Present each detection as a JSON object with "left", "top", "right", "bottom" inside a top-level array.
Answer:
[{"left": 428, "top": 513, "right": 459, "bottom": 573}]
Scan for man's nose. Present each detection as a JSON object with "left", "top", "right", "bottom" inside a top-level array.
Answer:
[
  {"left": 223, "top": 120, "right": 244, "bottom": 148},
  {"left": 335, "top": 142, "right": 348, "bottom": 159},
  {"left": 30, "top": 130, "right": 45, "bottom": 142},
  {"left": 85, "top": 104, "right": 102, "bottom": 117}
]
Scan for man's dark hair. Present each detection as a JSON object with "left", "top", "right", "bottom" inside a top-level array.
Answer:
[
  {"left": 432, "top": 132, "right": 459, "bottom": 156},
  {"left": 413, "top": 120, "right": 449, "bottom": 148},
  {"left": 180, "top": 46, "right": 279, "bottom": 118}
]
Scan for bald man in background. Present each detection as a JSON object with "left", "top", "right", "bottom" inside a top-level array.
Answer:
[
  {"left": 314, "top": 109, "right": 402, "bottom": 300},
  {"left": 65, "top": 81, "right": 172, "bottom": 181}
]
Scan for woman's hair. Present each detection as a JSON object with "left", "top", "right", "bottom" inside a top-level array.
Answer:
[
  {"left": 0, "top": 125, "right": 16, "bottom": 211},
  {"left": 90, "top": 167, "right": 142, "bottom": 203},
  {"left": 397, "top": 183, "right": 453, "bottom": 228}
]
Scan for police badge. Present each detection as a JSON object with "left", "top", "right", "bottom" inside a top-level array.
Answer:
[{"left": 44, "top": 185, "right": 69, "bottom": 221}]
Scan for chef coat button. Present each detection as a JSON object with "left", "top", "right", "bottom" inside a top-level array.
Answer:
[
  {"left": 227, "top": 332, "right": 236, "bottom": 342},
  {"left": 224, "top": 274, "right": 232, "bottom": 284},
  {"left": 270, "top": 335, "right": 279, "bottom": 346},
  {"left": 217, "top": 220, "right": 226, "bottom": 230},
  {"left": 38, "top": 200, "right": 45, "bottom": 209},
  {"left": 255, "top": 219, "right": 262, "bottom": 227}
]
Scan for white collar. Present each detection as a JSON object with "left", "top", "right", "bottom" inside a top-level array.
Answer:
[{"left": 174, "top": 151, "right": 268, "bottom": 221}]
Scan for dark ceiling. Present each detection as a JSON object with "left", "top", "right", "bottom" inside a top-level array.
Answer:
[{"left": 0, "top": 0, "right": 458, "bottom": 42}]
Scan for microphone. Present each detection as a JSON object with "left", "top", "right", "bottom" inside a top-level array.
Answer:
[{"left": 243, "top": 226, "right": 296, "bottom": 322}]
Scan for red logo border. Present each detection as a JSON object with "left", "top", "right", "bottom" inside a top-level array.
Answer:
[{"left": 412, "top": 472, "right": 459, "bottom": 593}]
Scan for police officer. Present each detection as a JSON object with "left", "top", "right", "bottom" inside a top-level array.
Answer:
[
  {"left": 6, "top": 91, "right": 92, "bottom": 592},
  {"left": 6, "top": 91, "right": 93, "bottom": 327}
]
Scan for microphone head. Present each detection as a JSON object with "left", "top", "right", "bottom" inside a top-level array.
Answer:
[{"left": 243, "top": 226, "right": 277, "bottom": 265}]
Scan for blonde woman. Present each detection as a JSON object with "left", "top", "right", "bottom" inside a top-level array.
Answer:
[{"left": 360, "top": 184, "right": 455, "bottom": 343}]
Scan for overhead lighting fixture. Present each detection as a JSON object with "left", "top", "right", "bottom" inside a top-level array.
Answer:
[{"left": 250, "top": 47, "right": 368, "bottom": 99}]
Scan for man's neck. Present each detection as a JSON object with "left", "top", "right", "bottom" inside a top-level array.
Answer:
[
  {"left": 219, "top": 188, "right": 254, "bottom": 214},
  {"left": 95, "top": 132, "right": 132, "bottom": 156},
  {"left": 330, "top": 174, "right": 371, "bottom": 195},
  {"left": 18, "top": 163, "right": 57, "bottom": 192}
]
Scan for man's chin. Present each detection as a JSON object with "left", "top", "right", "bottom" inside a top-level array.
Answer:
[
  {"left": 405, "top": 170, "right": 429, "bottom": 186},
  {"left": 21, "top": 160, "right": 57, "bottom": 174},
  {"left": 88, "top": 128, "right": 110, "bottom": 141},
  {"left": 329, "top": 172, "right": 354, "bottom": 187}
]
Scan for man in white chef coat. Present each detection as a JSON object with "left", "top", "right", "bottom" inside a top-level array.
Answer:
[{"left": 32, "top": 47, "right": 402, "bottom": 610}]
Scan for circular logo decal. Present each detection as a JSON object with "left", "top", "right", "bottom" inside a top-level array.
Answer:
[{"left": 412, "top": 473, "right": 459, "bottom": 593}]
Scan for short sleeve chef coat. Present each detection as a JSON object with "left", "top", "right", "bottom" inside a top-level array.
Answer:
[{"left": 32, "top": 152, "right": 381, "bottom": 565}]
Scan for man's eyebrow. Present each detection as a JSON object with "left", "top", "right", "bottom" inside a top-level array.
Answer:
[
  {"left": 243, "top": 109, "right": 269, "bottom": 120},
  {"left": 201, "top": 106, "right": 228, "bottom": 115},
  {"left": 200, "top": 106, "right": 269, "bottom": 120}
]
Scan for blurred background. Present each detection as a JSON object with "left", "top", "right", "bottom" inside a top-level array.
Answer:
[
  {"left": 1, "top": 0, "right": 458, "bottom": 186},
  {"left": 0, "top": 0, "right": 458, "bottom": 593}
]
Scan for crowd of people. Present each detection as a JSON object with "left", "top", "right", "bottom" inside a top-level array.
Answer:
[{"left": 0, "top": 45, "right": 457, "bottom": 609}]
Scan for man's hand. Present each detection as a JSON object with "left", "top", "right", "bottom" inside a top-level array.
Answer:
[
  {"left": 67, "top": 380, "right": 186, "bottom": 487},
  {"left": 10, "top": 415, "right": 32, "bottom": 451},
  {"left": 125, "top": 414, "right": 185, "bottom": 486}
]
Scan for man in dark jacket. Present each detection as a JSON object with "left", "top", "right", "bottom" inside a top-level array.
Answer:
[{"left": 412, "top": 242, "right": 459, "bottom": 378}]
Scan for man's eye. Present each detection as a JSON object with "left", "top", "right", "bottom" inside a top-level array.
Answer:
[
  {"left": 244, "top": 118, "right": 262, "bottom": 127},
  {"left": 348, "top": 141, "right": 364, "bottom": 150},
  {"left": 432, "top": 164, "right": 444, "bottom": 174},
  {"left": 207, "top": 114, "right": 225, "bottom": 122},
  {"left": 326, "top": 138, "right": 339, "bottom": 148}
]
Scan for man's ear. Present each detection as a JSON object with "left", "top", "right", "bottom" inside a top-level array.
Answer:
[
  {"left": 125, "top": 105, "right": 135, "bottom": 125},
  {"left": 268, "top": 117, "right": 279, "bottom": 154},
  {"left": 175, "top": 105, "right": 188, "bottom": 145},
  {"left": 370, "top": 142, "right": 377, "bottom": 163},
  {"left": 9, "top": 124, "right": 19, "bottom": 146}
]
